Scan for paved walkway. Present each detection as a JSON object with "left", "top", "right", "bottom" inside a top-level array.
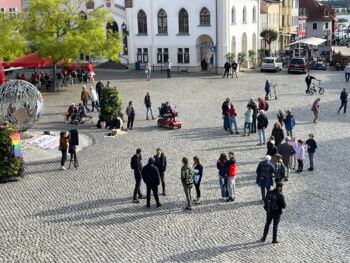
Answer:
[{"left": 1, "top": 70, "right": 349, "bottom": 262}]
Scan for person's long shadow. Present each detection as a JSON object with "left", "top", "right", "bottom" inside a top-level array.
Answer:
[{"left": 160, "top": 240, "right": 266, "bottom": 262}]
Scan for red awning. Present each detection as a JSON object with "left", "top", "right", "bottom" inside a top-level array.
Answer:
[
  {"left": 297, "top": 31, "right": 306, "bottom": 36},
  {"left": 8, "top": 52, "right": 53, "bottom": 68},
  {"left": 0, "top": 63, "right": 6, "bottom": 85}
]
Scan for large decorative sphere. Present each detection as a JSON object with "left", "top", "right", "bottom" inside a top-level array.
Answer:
[{"left": 0, "top": 80, "right": 43, "bottom": 131}]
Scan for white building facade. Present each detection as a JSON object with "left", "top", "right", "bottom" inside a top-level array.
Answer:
[{"left": 125, "top": 0, "right": 259, "bottom": 71}]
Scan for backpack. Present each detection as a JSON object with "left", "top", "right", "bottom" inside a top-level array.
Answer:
[
  {"left": 130, "top": 155, "right": 137, "bottom": 170},
  {"left": 264, "top": 190, "right": 279, "bottom": 213},
  {"left": 264, "top": 102, "right": 269, "bottom": 111},
  {"left": 184, "top": 167, "right": 194, "bottom": 185}
]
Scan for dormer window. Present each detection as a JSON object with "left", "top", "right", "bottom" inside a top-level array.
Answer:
[{"left": 324, "top": 10, "right": 329, "bottom": 17}]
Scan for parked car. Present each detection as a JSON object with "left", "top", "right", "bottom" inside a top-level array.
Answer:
[
  {"left": 261, "top": 57, "right": 283, "bottom": 72},
  {"left": 288, "top": 57, "right": 307, "bottom": 74}
]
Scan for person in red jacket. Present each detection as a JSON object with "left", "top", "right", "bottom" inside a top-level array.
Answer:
[{"left": 227, "top": 151, "right": 237, "bottom": 202}]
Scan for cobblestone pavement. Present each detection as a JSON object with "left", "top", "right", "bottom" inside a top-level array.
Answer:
[{"left": 1, "top": 69, "right": 350, "bottom": 263}]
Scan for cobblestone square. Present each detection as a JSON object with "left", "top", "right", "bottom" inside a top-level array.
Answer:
[{"left": 1, "top": 69, "right": 349, "bottom": 262}]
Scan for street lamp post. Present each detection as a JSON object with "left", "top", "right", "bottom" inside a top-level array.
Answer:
[{"left": 121, "top": 22, "right": 129, "bottom": 55}]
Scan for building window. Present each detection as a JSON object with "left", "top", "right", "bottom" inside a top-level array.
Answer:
[
  {"left": 137, "top": 48, "right": 148, "bottom": 63},
  {"left": 157, "top": 9, "right": 167, "bottom": 34},
  {"left": 232, "top": 7, "right": 236, "bottom": 24},
  {"left": 177, "top": 48, "right": 190, "bottom": 64},
  {"left": 252, "top": 6, "right": 256, "bottom": 23},
  {"left": 9, "top": 7, "right": 16, "bottom": 16},
  {"left": 138, "top": 10, "right": 147, "bottom": 34},
  {"left": 324, "top": 10, "right": 329, "bottom": 17},
  {"left": 242, "top": 7, "right": 247, "bottom": 24},
  {"left": 179, "top": 8, "right": 189, "bottom": 33},
  {"left": 157, "top": 48, "right": 169, "bottom": 63},
  {"left": 325, "top": 22, "right": 328, "bottom": 29},
  {"left": 0, "top": 8, "right": 4, "bottom": 13},
  {"left": 200, "top": 7, "right": 210, "bottom": 25},
  {"left": 313, "top": 23, "right": 317, "bottom": 30}
]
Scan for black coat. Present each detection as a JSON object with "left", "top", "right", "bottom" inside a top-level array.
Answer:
[
  {"left": 264, "top": 189, "right": 286, "bottom": 215},
  {"left": 340, "top": 91, "right": 348, "bottom": 102},
  {"left": 154, "top": 153, "right": 167, "bottom": 173},
  {"left": 257, "top": 114, "right": 268, "bottom": 129},
  {"left": 222, "top": 101, "right": 229, "bottom": 115},
  {"left": 271, "top": 128, "right": 285, "bottom": 147},
  {"left": 266, "top": 141, "right": 277, "bottom": 156},
  {"left": 247, "top": 101, "right": 258, "bottom": 117},
  {"left": 142, "top": 164, "right": 160, "bottom": 186},
  {"left": 131, "top": 154, "right": 143, "bottom": 176}
]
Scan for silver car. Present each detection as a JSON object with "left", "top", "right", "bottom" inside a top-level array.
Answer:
[{"left": 261, "top": 57, "right": 283, "bottom": 72}]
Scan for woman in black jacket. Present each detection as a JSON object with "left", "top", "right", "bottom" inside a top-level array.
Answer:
[
  {"left": 193, "top": 156, "right": 203, "bottom": 204},
  {"left": 266, "top": 136, "right": 277, "bottom": 164},
  {"left": 271, "top": 122, "right": 285, "bottom": 148}
]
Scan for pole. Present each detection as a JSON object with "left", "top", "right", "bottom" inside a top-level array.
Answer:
[{"left": 215, "top": 0, "right": 218, "bottom": 74}]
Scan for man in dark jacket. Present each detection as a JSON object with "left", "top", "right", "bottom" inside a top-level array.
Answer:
[
  {"left": 144, "top": 92, "right": 155, "bottom": 120},
  {"left": 223, "top": 61, "right": 231, "bottom": 78},
  {"left": 95, "top": 79, "right": 104, "bottom": 104},
  {"left": 261, "top": 182, "right": 286, "bottom": 244},
  {"left": 256, "top": 155, "right": 276, "bottom": 201},
  {"left": 278, "top": 137, "right": 295, "bottom": 180},
  {"left": 154, "top": 148, "right": 167, "bottom": 196},
  {"left": 131, "top": 148, "right": 145, "bottom": 203},
  {"left": 222, "top": 98, "right": 230, "bottom": 131},
  {"left": 338, "top": 88, "right": 348, "bottom": 114},
  {"left": 247, "top": 98, "right": 258, "bottom": 133},
  {"left": 142, "top": 158, "right": 161, "bottom": 208},
  {"left": 305, "top": 74, "right": 316, "bottom": 94},
  {"left": 257, "top": 110, "right": 268, "bottom": 146}
]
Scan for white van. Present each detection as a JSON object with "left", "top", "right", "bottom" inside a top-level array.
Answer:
[{"left": 261, "top": 57, "right": 283, "bottom": 72}]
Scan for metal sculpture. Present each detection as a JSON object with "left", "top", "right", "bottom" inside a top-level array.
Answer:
[{"left": 0, "top": 80, "right": 43, "bottom": 131}]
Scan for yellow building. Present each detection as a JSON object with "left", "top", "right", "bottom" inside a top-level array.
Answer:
[{"left": 280, "top": 0, "right": 292, "bottom": 50}]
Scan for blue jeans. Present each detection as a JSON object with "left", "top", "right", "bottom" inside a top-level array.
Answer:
[
  {"left": 229, "top": 116, "right": 238, "bottom": 133},
  {"left": 146, "top": 107, "right": 154, "bottom": 119},
  {"left": 286, "top": 129, "right": 292, "bottom": 136},
  {"left": 258, "top": 129, "right": 266, "bottom": 144},
  {"left": 261, "top": 186, "right": 271, "bottom": 201},
  {"left": 244, "top": 122, "right": 251, "bottom": 135},
  {"left": 223, "top": 115, "right": 230, "bottom": 130},
  {"left": 219, "top": 176, "right": 228, "bottom": 198},
  {"left": 308, "top": 152, "right": 314, "bottom": 168}
]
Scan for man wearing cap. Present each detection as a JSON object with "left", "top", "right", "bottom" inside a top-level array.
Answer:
[
  {"left": 261, "top": 182, "right": 286, "bottom": 244},
  {"left": 256, "top": 155, "right": 276, "bottom": 201},
  {"left": 142, "top": 157, "right": 161, "bottom": 208},
  {"left": 278, "top": 137, "right": 295, "bottom": 180}
]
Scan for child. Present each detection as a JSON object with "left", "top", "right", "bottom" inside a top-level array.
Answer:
[
  {"left": 305, "top": 133, "right": 317, "bottom": 171},
  {"left": 296, "top": 139, "right": 305, "bottom": 173}
]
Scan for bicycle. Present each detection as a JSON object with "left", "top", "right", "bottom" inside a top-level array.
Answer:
[{"left": 309, "top": 80, "right": 324, "bottom": 95}]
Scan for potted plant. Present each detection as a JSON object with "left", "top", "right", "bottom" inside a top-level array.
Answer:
[
  {"left": 248, "top": 49, "right": 256, "bottom": 69},
  {"left": 237, "top": 52, "right": 247, "bottom": 72}
]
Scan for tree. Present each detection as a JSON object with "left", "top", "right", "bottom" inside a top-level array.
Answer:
[
  {"left": 338, "top": 18, "right": 348, "bottom": 23},
  {"left": 237, "top": 52, "right": 246, "bottom": 71},
  {"left": 257, "top": 48, "right": 265, "bottom": 65},
  {"left": 248, "top": 49, "right": 256, "bottom": 64},
  {"left": 260, "top": 29, "right": 278, "bottom": 53},
  {"left": 99, "top": 86, "right": 122, "bottom": 124},
  {"left": 225, "top": 52, "right": 236, "bottom": 63},
  {"left": 25, "top": 0, "right": 122, "bottom": 91},
  {"left": 0, "top": 13, "right": 25, "bottom": 62}
]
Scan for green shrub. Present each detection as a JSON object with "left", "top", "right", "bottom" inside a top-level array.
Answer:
[{"left": 99, "top": 85, "right": 122, "bottom": 122}]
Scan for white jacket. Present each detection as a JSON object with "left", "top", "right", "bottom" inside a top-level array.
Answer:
[{"left": 90, "top": 89, "right": 98, "bottom": 102}]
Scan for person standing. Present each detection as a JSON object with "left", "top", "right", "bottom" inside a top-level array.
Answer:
[
  {"left": 95, "top": 79, "right": 104, "bottom": 102},
  {"left": 305, "top": 73, "right": 316, "bottom": 94},
  {"left": 227, "top": 103, "right": 239, "bottom": 134},
  {"left": 154, "top": 148, "right": 167, "bottom": 196},
  {"left": 305, "top": 133, "right": 317, "bottom": 171},
  {"left": 260, "top": 182, "right": 286, "bottom": 244},
  {"left": 257, "top": 110, "right": 269, "bottom": 146},
  {"left": 223, "top": 61, "right": 231, "bottom": 78},
  {"left": 274, "top": 154, "right": 286, "bottom": 183},
  {"left": 344, "top": 63, "right": 350, "bottom": 82},
  {"left": 145, "top": 63, "right": 152, "bottom": 81},
  {"left": 144, "top": 92, "right": 155, "bottom": 120},
  {"left": 295, "top": 140, "right": 305, "bottom": 173},
  {"left": 264, "top": 79, "right": 271, "bottom": 100},
  {"left": 278, "top": 137, "right": 295, "bottom": 180},
  {"left": 193, "top": 156, "right": 203, "bottom": 204},
  {"left": 126, "top": 101, "right": 135, "bottom": 130},
  {"left": 227, "top": 151, "right": 237, "bottom": 202},
  {"left": 256, "top": 155, "right": 276, "bottom": 201},
  {"left": 247, "top": 98, "right": 258, "bottom": 133},
  {"left": 311, "top": 98, "right": 321, "bottom": 123},
  {"left": 81, "top": 86, "right": 90, "bottom": 112},
  {"left": 131, "top": 148, "right": 145, "bottom": 203},
  {"left": 142, "top": 158, "right": 161, "bottom": 208},
  {"left": 59, "top": 131, "right": 69, "bottom": 170},
  {"left": 338, "top": 88, "right": 348, "bottom": 114},
  {"left": 167, "top": 61, "right": 172, "bottom": 78},
  {"left": 283, "top": 110, "right": 296, "bottom": 136},
  {"left": 277, "top": 110, "right": 285, "bottom": 127},
  {"left": 266, "top": 136, "right": 277, "bottom": 163},
  {"left": 231, "top": 60, "right": 238, "bottom": 78},
  {"left": 222, "top": 98, "right": 230, "bottom": 131},
  {"left": 271, "top": 122, "right": 285, "bottom": 148},
  {"left": 89, "top": 87, "right": 100, "bottom": 112},
  {"left": 217, "top": 153, "right": 228, "bottom": 199},
  {"left": 180, "top": 157, "right": 194, "bottom": 210},
  {"left": 243, "top": 106, "right": 253, "bottom": 136}
]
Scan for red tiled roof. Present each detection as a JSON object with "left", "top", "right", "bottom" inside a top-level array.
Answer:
[{"left": 300, "top": 0, "right": 335, "bottom": 22}]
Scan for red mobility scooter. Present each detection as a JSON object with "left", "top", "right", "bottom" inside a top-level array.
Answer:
[{"left": 157, "top": 102, "right": 182, "bottom": 129}]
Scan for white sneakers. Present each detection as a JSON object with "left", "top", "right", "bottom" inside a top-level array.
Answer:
[{"left": 61, "top": 166, "right": 67, "bottom": 171}]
